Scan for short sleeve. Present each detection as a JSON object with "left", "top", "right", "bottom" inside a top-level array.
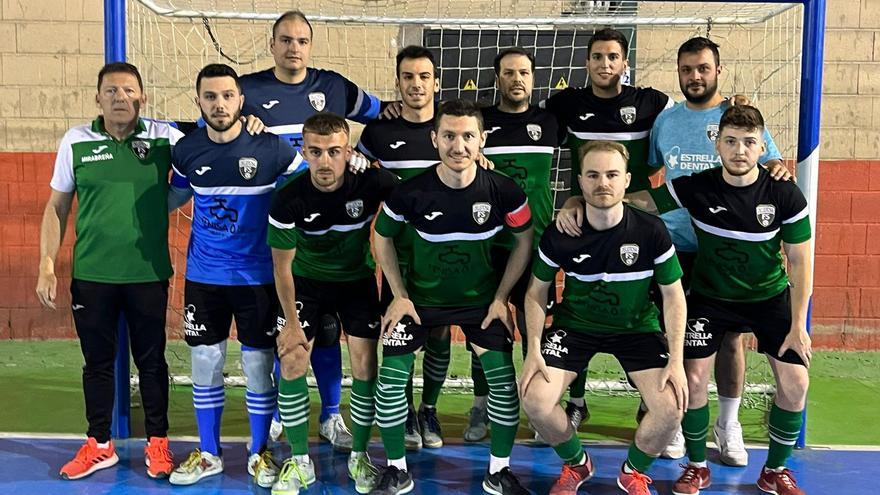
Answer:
[
  {"left": 170, "top": 146, "right": 190, "bottom": 189},
  {"left": 374, "top": 188, "right": 407, "bottom": 238},
  {"left": 647, "top": 114, "right": 665, "bottom": 169},
  {"left": 651, "top": 221, "right": 683, "bottom": 285},
  {"left": 497, "top": 177, "right": 531, "bottom": 232},
  {"left": 343, "top": 76, "right": 381, "bottom": 123},
  {"left": 50, "top": 132, "right": 75, "bottom": 192},
  {"left": 375, "top": 168, "right": 401, "bottom": 199},
  {"left": 275, "top": 137, "right": 303, "bottom": 177},
  {"left": 760, "top": 128, "right": 783, "bottom": 163},
  {"left": 533, "top": 231, "right": 560, "bottom": 282},
  {"left": 267, "top": 191, "right": 299, "bottom": 250},
  {"left": 780, "top": 186, "right": 811, "bottom": 244},
  {"left": 356, "top": 124, "right": 379, "bottom": 162}
]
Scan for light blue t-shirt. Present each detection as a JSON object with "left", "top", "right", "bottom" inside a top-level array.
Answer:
[{"left": 648, "top": 101, "right": 782, "bottom": 252}]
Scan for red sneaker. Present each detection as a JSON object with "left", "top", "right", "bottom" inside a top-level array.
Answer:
[
  {"left": 549, "top": 454, "right": 595, "bottom": 495},
  {"left": 59, "top": 437, "right": 119, "bottom": 480},
  {"left": 616, "top": 468, "right": 654, "bottom": 495},
  {"left": 672, "top": 464, "right": 711, "bottom": 495},
  {"left": 757, "top": 466, "right": 805, "bottom": 495},
  {"left": 144, "top": 436, "right": 174, "bottom": 479}
]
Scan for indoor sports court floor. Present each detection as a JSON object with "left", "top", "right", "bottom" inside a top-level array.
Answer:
[{"left": 0, "top": 436, "right": 873, "bottom": 494}]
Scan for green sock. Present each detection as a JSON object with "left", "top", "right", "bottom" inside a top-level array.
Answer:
[
  {"left": 471, "top": 352, "right": 489, "bottom": 397},
  {"left": 375, "top": 353, "right": 416, "bottom": 461},
  {"left": 766, "top": 404, "right": 803, "bottom": 469},
  {"left": 421, "top": 335, "right": 450, "bottom": 406},
  {"left": 350, "top": 378, "right": 376, "bottom": 453},
  {"left": 682, "top": 404, "right": 710, "bottom": 463},
  {"left": 625, "top": 443, "right": 657, "bottom": 473},
  {"left": 278, "top": 375, "right": 310, "bottom": 455},
  {"left": 568, "top": 368, "right": 587, "bottom": 400},
  {"left": 480, "top": 350, "right": 519, "bottom": 457},
  {"left": 553, "top": 431, "right": 585, "bottom": 465}
]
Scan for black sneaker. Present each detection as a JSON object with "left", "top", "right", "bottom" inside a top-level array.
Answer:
[
  {"left": 417, "top": 406, "right": 443, "bottom": 448},
  {"left": 565, "top": 401, "right": 589, "bottom": 430},
  {"left": 369, "top": 465, "right": 414, "bottom": 495},
  {"left": 404, "top": 408, "right": 422, "bottom": 451},
  {"left": 483, "top": 467, "right": 530, "bottom": 495}
]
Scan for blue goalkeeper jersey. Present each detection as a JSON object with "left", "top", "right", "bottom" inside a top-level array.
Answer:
[{"left": 171, "top": 128, "right": 301, "bottom": 285}]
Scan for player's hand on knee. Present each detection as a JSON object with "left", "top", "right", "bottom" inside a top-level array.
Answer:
[
  {"left": 477, "top": 153, "right": 494, "bottom": 170},
  {"left": 518, "top": 353, "right": 550, "bottom": 399},
  {"left": 242, "top": 114, "right": 267, "bottom": 135},
  {"left": 659, "top": 361, "right": 689, "bottom": 411},
  {"left": 779, "top": 327, "right": 812, "bottom": 368},
  {"left": 348, "top": 151, "right": 369, "bottom": 174},
  {"left": 380, "top": 101, "right": 403, "bottom": 119},
  {"left": 35, "top": 260, "right": 58, "bottom": 310},
  {"left": 381, "top": 297, "right": 420, "bottom": 338},
  {"left": 481, "top": 298, "right": 513, "bottom": 333},
  {"left": 555, "top": 197, "right": 584, "bottom": 237},
  {"left": 277, "top": 322, "right": 310, "bottom": 358}
]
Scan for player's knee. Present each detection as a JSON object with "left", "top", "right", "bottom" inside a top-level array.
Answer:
[
  {"left": 777, "top": 370, "right": 810, "bottom": 409},
  {"left": 720, "top": 332, "right": 745, "bottom": 354},
  {"left": 191, "top": 342, "right": 226, "bottom": 387},
  {"left": 521, "top": 388, "right": 552, "bottom": 419},
  {"left": 279, "top": 347, "right": 310, "bottom": 380},
  {"left": 241, "top": 347, "right": 275, "bottom": 393},
  {"left": 349, "top": 349, "right": 378, "bottom": 381}
]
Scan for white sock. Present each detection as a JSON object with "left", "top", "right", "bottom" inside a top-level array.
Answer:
[
  {"left": 488, "top": 455, "right": 510, "bottom": 474},
  {"left": 388, "top": 457, "right": 407, "bottom": 471},
  {"left": 473, "top": 395, "right": 488, "bottom": 409},
  {"left": 294, "top": 454, "right": 310, "bottom": 464},
  {"left": 349, "top": 451, "right": 365, "bottom": 461},
  {"left": 569, "top": 397, "right": 585, "bottom": 407},
  {"left": 690, "top": 460, "right": 708, "bottom": 468},
  {"left": 716, "top": 395, "right": 742, "bottom": 428},
  {"left": 96, "top": 441, "right": 110, "bottom": 449},
  {"left": 421, "top": 404, "right": 436, "bottom": 411}
]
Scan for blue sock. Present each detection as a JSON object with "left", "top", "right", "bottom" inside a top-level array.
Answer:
[
  {"left": 246, "top": 390, "right": 277, "bottom": 454},
  {"left": 273, "top": 356, "right": 282, "bottom": 423},
  {"left": 311, "top": 344, "right": 342, "bottom": 422},
  {"left": 193, "top": 384, "right": 224, "bottom": 456}
]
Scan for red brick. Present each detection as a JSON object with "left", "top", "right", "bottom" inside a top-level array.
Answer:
[
  {"left": 5, "top": 277, "right": 41, "bottom": 308},
  {"left": 0, "top": 309, "right": 10, "bottom": 340},
  {"left": 816, "top": 191, "right": 851, "bottom": 222},
  {"left": 0, "top": 184, "right": 9, "bottom": 214},
  {"left": 22, "top": 214, "right": 41, "bottom": 246},
  {"left": 6, "top": 246, "right": 39, "bottom": 276},
  {"left": 8, "top": 182, "right": 46, "bottom": 215},
  {"left": 870, "top": 161, "right": 880, "bottom": 190},
  {"left": 818, "top": 160, "right": 871, "bottom": 191},
  {"left": 0, "top": 215, "right": 24, "bottom": 246},
  {"left": 848, "top": 256, "right": 880, "bottom": 286},
  {"left": 814, "top": 255, "right": 849, "bottom": 286},
  {"left": 840, "top": 318, "right": 880, "bottom": 350},
  {"left": 812, "top": 287, "right": 859, "bottom": 318},
  {"left": 815, "top": 223, "right": 866, "bottom": 255},
  {"left": 21, "top": 153, "right": 55, "bottom": 185},
  {"left": 809, "top": 317, "right": 846, "bottom": 349},
  {"left": 868, "top": 225, "right": 880, "bottom": 255},
  {"left": 860, "top": 288, "right": 880, "bottom": 318},
  {"left": 0, "top": 153, "right": 23, "bottom": 183},
  {"left": 851, "top": 191, "right": 880, "bottom": 222}
]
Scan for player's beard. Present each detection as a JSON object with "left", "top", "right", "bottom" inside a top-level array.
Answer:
[
  {"left": 202, "top": 107, "right": 242, "bottom": 133},
  {"left": 682, "top": 78, "right": 718, "bottom": 105}
]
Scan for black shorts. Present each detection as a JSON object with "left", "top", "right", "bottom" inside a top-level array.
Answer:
[
  {"left": 383, "top": 306, "right": 513, "bottom": 356},
  {"left": 540, "top": 327, "right": 670, "bottom": 374},
  {"left": 183, "top": 280, "right": 279, "bottom": 349},
  {"left": 684, "top": 287, "right": 803, "bottom": 365},
  {"left": 491, "top": 246, "right": 557, "bottom": 313},
  {"left": 276, "top": 275, "right": 382, "bottom": 341}
]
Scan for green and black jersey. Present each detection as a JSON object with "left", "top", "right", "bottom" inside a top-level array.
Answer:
[
  {"left": 356, "top": 116, "right": 437, "bottom": 181},
  {"left": 541, "top": 85, "right": 671, "bottom": 194},
  {"left": 650, "top": 166, "right": 811, "bottom": 302},
  {"left": 267, "top": 168, "right": 400, "bottom": 281},
  {"left": 533, "top": 205, "right": 682, "bottom": 334},
  {"left": 482, "top": 105, "right": 562, "bottom": 250},
  {"left": 375, "top": 165, "right": 532, "bottom": 307},
  {"left": 50, "top": 117, "right": 183, "bottom": 283}
]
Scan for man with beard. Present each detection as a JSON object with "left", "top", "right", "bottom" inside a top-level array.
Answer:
[{"left": 166, "top": 64, "right": 302, "bottom": 486}]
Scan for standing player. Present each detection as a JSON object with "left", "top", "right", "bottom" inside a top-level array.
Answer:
[
  {"left": 356, "top": 45, "right": 451, "bottom": 451},
  {"left": 520, "top": 141, "right": 687, "bottom": 495},
  {"left": 371, "top": 100, "right": 533, "bottom": 495},
  {"left": 241, "top": 10, "right": 382, "bottom": 449},
  {"left": 166, "top": 64, "right": 301, "bottom": 486},
  {"left": 36, "top": 62, "right": 178, "bottom": 480},
  {"left": 465, "top": 47, "right": 564, "bottom": 442},
  {"left": 266, "top": 113, "right": 399, "bottom": 494},
  {"left": 629, "top": 105, "right": 812, "bottom": 495}
]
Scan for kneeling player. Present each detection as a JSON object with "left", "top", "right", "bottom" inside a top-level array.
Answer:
[
  {"left": 520, "top": 141, "right": 687, "bottom": 495},
  {"left": 266, "top": 113, "right": 399, "bottom": 494}
]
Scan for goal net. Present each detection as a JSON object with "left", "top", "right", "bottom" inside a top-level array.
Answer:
[{"left": 126, "top": 0, "right": 804, "bottom": 408}]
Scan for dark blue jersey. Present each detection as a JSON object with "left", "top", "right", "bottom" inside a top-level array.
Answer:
[{"left": 171, "top": 129, "right": 301, "bottom": 285}]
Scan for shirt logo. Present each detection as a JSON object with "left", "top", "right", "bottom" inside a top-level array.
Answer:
[
  {"left": 572, "top": 254, "right": 591, "bottom": 263},
  {"left": 183, "top": 304, "right": 207, "bottom": 336},
  {"left": 542, "top": 329, "right": 569, "bottom": 358},
  {"left": 424, "top": 211, "right": 443, "bottom": 220},
  {"left": 526, "top": 123, "right": 542, "bottom": 141},
  {"left": 92, "top": 145, "right": 108, "bottom": 154},
  {"left": 619, "top": 106, "right": 637, "bottom": 125},
  {"left": 709, "top": 206, "right": 727, "bottom": 214},
  {"left": 619, "top": 243, "right": 640, "bottom": 266},
  {"left": 304, "top": 213, "right": 321, "bottom": 222},
  {"left": 345, "top": 199, "right": 364, "bottom": 218},
  {"left": 262, "top": 100, "right": 280, "bottom": 109},
  {"left": 389, "top": 141, "right": 406, "bottom": 149},
  {"left": 706, "top": 123, "right": 719, "bottom": 142},
  {"left": 756, "top": 204, "right": 776, "bottom": 227},
  {"left": 238, "top": 157, "right": 258, "bottom": 180},
  {"left": 472, "top": 202, "right": 491, "bottom": 225},
  {"left": 578, "top": 113, "right": 595, "bottom": 121},
  {"left": 131, "top": 140, "right": 151, "bottom": 160},
  {"left": 308, "top": 92, "right": 326, "bottom": 111},
  {"left": 72, "top": 304, "right": 85, "bottom": 311},
  {"left": 195, "top": 166, "right": 212, "bottom": 176},
  {"left": 485, "top": 126, "right": 502, "bottom": 134}
]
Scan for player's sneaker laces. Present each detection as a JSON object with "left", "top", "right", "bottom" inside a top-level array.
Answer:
[
  {"left": 370, "top": 465, "right": 414, "bottom": 495},
  {"left": 464, "top": 406, "right": 489, "bottom": 442},
  {"left": 59, "top": 437, "right": 119, "bottom": 480},
  {"left": 405, "top": 408, "right": 422, "bottom": 451},
  {"left": 565, "top": 401, "right": 590, "bottom": 429},
  {"left": 249, "top": 449, "right": 280, "bottom": 488},
  {"left": 672, "top": 464, "right": 711, "bottom": 495},
  {"left": 548, "top": 455, "right": 595, "bottom": 495},
  {"left": 272, "top": 456, "right": 316, "bottom": 495},
  {"left": 319, "top": 413, "right": 353, "bottom": 452},
  {"left": 348, "top": 452, "right": 381, "bottom": 494},
  {"left": 757, "top": 466, "right": 805, "bottom": 495},
  {"left": 483, "top": 467, "right": 530, "bottom": 495},
  {"left": 270, "top": 418, "right": 284, "bottom": 442},
  {"left": 418, "top": 406, "right": 443, "bottom": 448},
  {"left": 144, "top": 436, "right": 173, "bottom": 479},
  {"left": 714, "top": 420, "right": 748, "bottom": 466},
  {"left": 169, "top": 449, "right": 223, "bottom": 485},
  {"left": 616, "top": 468, "right": 654, "bottom": 495},
  {"left": 661, "top": 425, "right": 687, "bottom": 459}
]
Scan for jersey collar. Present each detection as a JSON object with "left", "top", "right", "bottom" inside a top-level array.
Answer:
[{"left": 91, "top": 116, "right": 147, "bottom": 141}]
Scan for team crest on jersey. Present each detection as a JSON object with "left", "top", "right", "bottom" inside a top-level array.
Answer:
[
  {"left": 706, "top": 124, "right": 719, "bottom": 142},
  {"left": 308, "top": 92, "right": 326, "bottom": 111},
  {"left": 756, "top": 204, "right": 776, "bottom": 227},
  {"left": 619, "top": 243, "right": 640, "bottom": 266},
  {"left": 526, "top": 123, "right": 542, "bottom": 141},
  {"left": 345, "top": 199, "right": 364, "bottom": 218},
  {"left": 619, "top": 106, "right": 637, "bottom": 125},
  {"left": 472, "top": 202, "right": 491, "bottom": 225},
  {"left": 238, "top": 157, "right": 258, "bottom": 180},
  {"left": 131, "top": 140, "right": 151, "bottom": 160}
]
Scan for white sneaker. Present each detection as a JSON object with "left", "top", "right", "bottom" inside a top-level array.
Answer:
[
  {"left": 169, "top": 449, "right": 223, "bottom": 485},
  {"left": 249, "top": 450, "right": 281, "bottom": 488},
  {"left": 319, "top": 413, "right": 353, "bottom": 452},
  {"left": 661, "top": 425, "right": 686, "bottom": 459},
  {"left": 270, "top": 418, "right": 284, "bottom": 442},
  {"left": 272, "top": 456, "right": 316, "bottom": 495},
  {"left": 348, "top": 451, "right": 380, "bottom": 494},
  {"left": 714, "top": 420, "right": 749, "bottom": 466}
]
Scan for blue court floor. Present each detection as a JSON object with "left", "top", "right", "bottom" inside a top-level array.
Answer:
[{"left": 0, "top": 436, "right": 872, "bottom": 494}]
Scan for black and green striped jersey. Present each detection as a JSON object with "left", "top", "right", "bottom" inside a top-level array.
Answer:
[
  {"left": 375, "top": 165, "right": 532, "bottom": 307},
  {"left": 356, "top": 116, "right": 436, "bottom": 180},
  {"left": 541, "top": 85, "right": 671, "bottom": 194},
  {"left": 533, "top": 205, "right": 682, "bottom": 334},
  {"left": 650, "top": 167, "right": 811, "bottom": 302},
  {"left": 267, "top": 168, "right": 400, "bottom": 281},
  {"left": 482, "top": 105, "right": 562, "bottom": 250}
]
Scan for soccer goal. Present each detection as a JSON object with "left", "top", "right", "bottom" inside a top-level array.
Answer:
[{"left": 107, "top": 0, "right": 824, "bottom": 445}]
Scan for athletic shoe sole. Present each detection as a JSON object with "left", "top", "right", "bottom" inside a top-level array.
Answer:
[{"left": 60, "top": 453, "right": 119, "bottom": 480}]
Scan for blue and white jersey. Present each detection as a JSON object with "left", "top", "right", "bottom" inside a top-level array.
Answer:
[
  {"left": 648, "top": 101, "right": 782, "bottom": 252},
  {"left": 240, "top": 67, "right": 381, "bottom": 160},
  {"left": 171, "top": 128, "right": 302, "bottom": 285}
]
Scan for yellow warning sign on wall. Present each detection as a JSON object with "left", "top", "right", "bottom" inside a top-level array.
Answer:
[
  {"left": 554, "top": 76, "right": 568, "bottom": 90},
  {"left": 462, "top": 79, "right": 477, "bottom": 90}
]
